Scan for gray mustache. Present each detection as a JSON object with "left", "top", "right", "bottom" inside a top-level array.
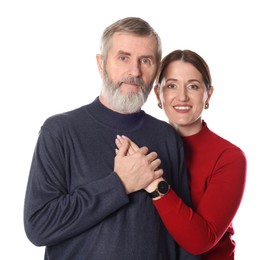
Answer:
[{"left": 120, "top": 77, "right": 145, "bottom": 87}]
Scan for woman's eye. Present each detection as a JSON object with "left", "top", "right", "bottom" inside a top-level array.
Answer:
[
  {"left": 167, "top": 84, "right": 177, "bottom": 89},
  {"left": 188, "top": 84, "right": 199, "bottom": 90}
]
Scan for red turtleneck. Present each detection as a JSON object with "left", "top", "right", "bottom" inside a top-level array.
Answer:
[{"left": 153, "top": 121, "right": 247, "bottom": 259}]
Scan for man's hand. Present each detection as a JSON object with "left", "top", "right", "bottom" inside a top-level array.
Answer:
[{"left": 114, "top": 137, "right": 163, "bottom": 194}]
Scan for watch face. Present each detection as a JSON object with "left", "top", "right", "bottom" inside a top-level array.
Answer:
[{"left": 158, "top": 181, "right": 169, "bottom": 194}]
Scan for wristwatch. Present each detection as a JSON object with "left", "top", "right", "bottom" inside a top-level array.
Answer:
[{"left": 148, "top": 180, "right": 170, "bottom": 198}]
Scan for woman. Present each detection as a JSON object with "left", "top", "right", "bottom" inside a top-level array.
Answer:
[{"left": 116, "top": 50, "right": 247, "bottom": 259}]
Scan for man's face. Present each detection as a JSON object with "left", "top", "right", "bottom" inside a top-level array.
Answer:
[{"left": 98, "top": 32, "right": 159, "bottom": 113}]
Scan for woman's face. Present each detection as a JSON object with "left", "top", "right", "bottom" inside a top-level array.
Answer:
[{"left": 155, "top": 60, "right": 213, "bottom": 135}]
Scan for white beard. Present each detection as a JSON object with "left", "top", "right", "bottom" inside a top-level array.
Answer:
[{"left": 101, "top": 69, "right": 152, "bottom": 114}]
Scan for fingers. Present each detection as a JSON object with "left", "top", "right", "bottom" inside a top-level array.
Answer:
[
  {"left": 153, "top": 168, "right": 163, "bottom": 179},
  {"left": 121, "top": 135, "right": 139, "bottom": 152},
  {"left": 115, "top": 135, "right": 139, "bottom": 155},
  {"left": 146, "top": 151, "right": 158, "bottom": 162},
  {"left": 115, "top": 135, "right": 161, "bottom": 170},
  {"left": 114, "top": 137, "right": 164, "bottom": 194},
  {"left": 138, "top": 146, "right": 149, "bottom": 155},
  {"left": 116, "top": 138, "right": 130, "bottom": 157},
  {"left": 150, "top": 156, "right": 161, "bottom": 171},
  {"left": 115, "top": 135, "right": 134, "bottom": 154}
]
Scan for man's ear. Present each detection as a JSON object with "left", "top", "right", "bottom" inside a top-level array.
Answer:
[{"left": 96, "top": 54, "right": 103, "bottom": 78}]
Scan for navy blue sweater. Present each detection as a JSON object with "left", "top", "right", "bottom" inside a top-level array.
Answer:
[{"left": 24, "top": 97, "right": 199, "bottom": 260}]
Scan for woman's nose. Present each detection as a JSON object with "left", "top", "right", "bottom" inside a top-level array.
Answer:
[{"left": 177, "top": 87, "right": 189, "bottom": 101}]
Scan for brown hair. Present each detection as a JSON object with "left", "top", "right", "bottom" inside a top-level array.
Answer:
[{"left": 156, "top": 50, "right": 212, "bottom": 90}]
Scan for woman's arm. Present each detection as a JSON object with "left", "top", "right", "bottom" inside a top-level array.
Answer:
[{"left": 115, "top": 135, "right": 247, "bottom": 255}]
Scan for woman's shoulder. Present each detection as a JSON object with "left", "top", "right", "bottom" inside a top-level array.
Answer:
[{"left": 206, "top": 123, "right": 246, "bottom": 159}]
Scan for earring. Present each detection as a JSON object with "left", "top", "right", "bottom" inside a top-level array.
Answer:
[
  {"left": 158, "top": 102, "right": 162, "bottom": 109},
  {"left": 205, "top": 103, "right": 209, "bottom": 109}
]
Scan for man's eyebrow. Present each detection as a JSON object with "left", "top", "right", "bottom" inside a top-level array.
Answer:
[
  {"left": 117, "top": 50, "right": 154, "bottom": 59},
  {"left": 140, "top": 55, "right": 154, "bottom": 59},
  {"left": 117, "top": 50, "right": 130, "bottom": 56}
]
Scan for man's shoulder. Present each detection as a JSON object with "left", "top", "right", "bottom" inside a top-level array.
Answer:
[
  {"left": 143, "top": 113, "right": 177, "bottom": 134},
  {"left": 143, "top": 113, "right": 171, "bottom": 127},
  {"left": 142, "top": 112, "right": 182, "bottom": 144},
  {"left": 42, "top": 105, "right": 88, "bottom": 131}
]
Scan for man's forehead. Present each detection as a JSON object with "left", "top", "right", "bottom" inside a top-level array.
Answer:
[{"left": 110, "top": 32, "right": 157, "bottom": 56}]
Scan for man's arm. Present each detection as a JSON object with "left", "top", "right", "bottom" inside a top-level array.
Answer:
[{"left": 24, "top": 129, "right": 129, "bottom": 247}]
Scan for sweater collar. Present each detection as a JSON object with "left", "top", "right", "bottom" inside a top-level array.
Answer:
[
  {"left": 86, "top": 97, "right": 145, "bottom": 131},
  {"left": 182, "top": 121, "right": 211, "bottom": 150}
]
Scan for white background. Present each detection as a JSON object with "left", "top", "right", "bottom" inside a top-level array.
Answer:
[{"left": 1, "top": 0, "right": 268, "bottom": 259}]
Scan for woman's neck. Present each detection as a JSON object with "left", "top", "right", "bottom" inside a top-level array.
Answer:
[{"left": 171, "top": 118, "right": 203, "bottom": 137}]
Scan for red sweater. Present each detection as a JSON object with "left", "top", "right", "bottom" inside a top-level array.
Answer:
[{"left": 153, "top": 122, "right": 247, "bottom": 259}]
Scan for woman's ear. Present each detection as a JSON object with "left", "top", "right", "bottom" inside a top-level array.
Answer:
[
  {"left": 204, "top": 86, "right": 214, "bottom": 109},
  {"left": 154, "top": 85, "right": 163, "bottom": 109},
  {"left": 96, "top": 54, "right": 103, "bottom": 78},
  {"left": 207, "top": 86, "right": 214, "bottom": 102}
]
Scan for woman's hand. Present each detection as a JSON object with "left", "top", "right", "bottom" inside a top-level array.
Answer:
[
  {"left": 115, "top": 135, "right": 139, "bottom": 155},
  {"left": 144, "top": 177, "right": 165, "bottom": 193}
]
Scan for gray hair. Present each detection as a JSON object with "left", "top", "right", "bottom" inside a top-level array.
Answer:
[{"left": 100, "top": 17, "right": 162, "bottom": 63}]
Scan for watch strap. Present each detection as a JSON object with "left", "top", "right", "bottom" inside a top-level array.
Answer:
[{"left": 148, "top": 190, "right": 160, "bottom": 198}]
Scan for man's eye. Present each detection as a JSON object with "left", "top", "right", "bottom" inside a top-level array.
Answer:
[
  {"left": 119, "top": 56, "right": 128, "bottom": 61},
  {"left": 141, "top": 58, "right": 150, "bottom": 64}
]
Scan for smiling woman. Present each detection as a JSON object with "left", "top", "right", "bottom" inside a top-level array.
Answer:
[
  {"left": 116, "top": 49, "right": 247, "bottom": 259},
  {"left": 152, "top": 51, "right": 246, "bottom": 259},
  {"left": 155, "top": 50, "right": 213, "bottom": 136}
]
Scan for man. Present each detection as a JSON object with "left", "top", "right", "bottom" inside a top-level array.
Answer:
[{"left": 24, "top": 17, "right": 198, "bottom": 259}]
